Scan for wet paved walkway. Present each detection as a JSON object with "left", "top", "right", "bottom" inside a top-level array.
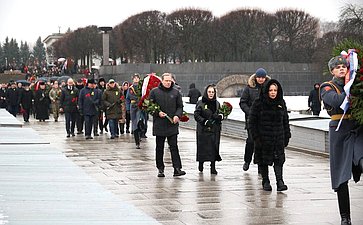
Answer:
[{"left": 3, "top": 114, "right": 363, "bottom": 224}]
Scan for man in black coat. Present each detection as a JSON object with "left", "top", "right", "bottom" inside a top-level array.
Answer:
[
  {"left": 149, "top": 73, "right": 185, "bottom": 177},
  {"left": 239, "top": 68, "right": 270, "bottom": 172},
  {"left": 19, "top": 84, "right": 33, "bottom": 122},
  {"left": 187, "top": 83, "right": 201, "bottom": 104},
  {"left": 6, "top": 81, "right": 20, "bottom": 117},
  {"left": 78, "top": 78, "right": 101, "bottom": 139},
  {"left": 308, "top": 83, "right": 321, "bottom": 116},
  {"left": 60, "top": 78, "right": 79, "bottom": 138},
  {"left": 0, "top": 83, "right": 8, "bottom": 109},
  {"left": 75, "top": 79, "right": 85, "bottom": 134}
]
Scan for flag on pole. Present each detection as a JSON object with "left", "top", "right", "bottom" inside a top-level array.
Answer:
[{"left": 336, "top": 49, "right": 358, "bottom": 131}]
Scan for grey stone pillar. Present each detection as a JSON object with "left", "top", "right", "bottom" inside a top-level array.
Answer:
[
  {"left": 98, "top": 26, "right": 112, "bottom": 66},
  {"left": 102, "top": 33, "right": 109, "bottom": 66}
]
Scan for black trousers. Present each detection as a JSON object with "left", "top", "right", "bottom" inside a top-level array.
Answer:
[
  {"left": 76, "top": 111, "right": 84, "bottom": 132},
  {"left": 65, "top": 112, "right": 77, "bottom": 134},
  {"left": 312, "top": 110, "right": 320, "bottom": 116},
  {"left": 155, "top": 135, "right": 182, "bottom": 170},
  {"left": 244, "top": 129, "right": 254, "bottom": 163},
  {"left": 22, "top": 107, "right": 31, "bottom": 122},
  {"left": 125, "top": 111, "right": 131, "bottom": 131},
  {"left": 8, "top": 105, "right": 18, "bottom": 117},
  {"left": 98, "top": 111, "right": 104, "bottom": 132},
  {"left": 93, "top": 113, "right": 99, "bottom": 134},
  {"left": 84, "top": 115, "right": 95, "bottom": 136}
]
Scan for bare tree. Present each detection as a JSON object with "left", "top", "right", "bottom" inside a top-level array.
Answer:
[
  {"left": 113, "top": 11, "right": 166, "bottom": 63},
  {"left": 312, "top": 31, "right": 346, "bottom": 70},
  {"left": 166, "top": 9, "right": 214, "bottom": 63},
  {"left": 275, "top": 10, "right": 319, "bottom": 62},
  {"left": 339, "top": 4, "right": 363, "bottom": 39},
  {"left": 260, "top": 13, "right": 280, "bottom": 61},
  {"left": 52, "top": 26, "right": 101, "bottom": 67},
  {"left": 217, "top": 9, "right": 267, "bottom": 62}
]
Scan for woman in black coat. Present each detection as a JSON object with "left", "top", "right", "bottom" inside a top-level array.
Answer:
[
  {"left": 19, "top": 84, "right": 33, "bottom": 122},
  {"left": 34, "top": 82, "right": 50, "bottom": 122},
  {"left": 249, "top": 79, "right": 291, "bottom": 191},
  {"left": 194, "top": 84, "right": 223, "bottom": 174}
]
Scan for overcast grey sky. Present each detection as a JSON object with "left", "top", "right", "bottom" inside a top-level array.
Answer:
[{"left": 0, "top": 0, "right": 360, "bottom": 45}]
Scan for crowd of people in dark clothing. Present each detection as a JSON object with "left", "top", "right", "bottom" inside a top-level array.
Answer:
[
  {"left": 2, "top": 64, "right": 362, "bottom": 224},
  {"left": 0, "top": 77, "right": 130, "bottom": 135}
]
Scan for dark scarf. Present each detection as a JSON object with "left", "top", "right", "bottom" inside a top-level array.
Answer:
[
  {"left": 261, "top": 79, "right": 284, "bottom": 106},
  {"left": 202, "top": 84, "right": 217, "bottom": 113}
]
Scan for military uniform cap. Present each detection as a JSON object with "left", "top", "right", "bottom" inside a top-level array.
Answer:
[{"left": 328, "top": 56, "right": 347, "bottom": 71}]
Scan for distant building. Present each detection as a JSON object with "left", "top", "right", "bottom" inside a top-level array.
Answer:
[{"left": 43, "top": 33, "right": 64, "bottom": 64}]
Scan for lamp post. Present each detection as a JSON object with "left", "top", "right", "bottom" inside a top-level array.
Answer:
[{"left": 98, "top": 26, "right": 112, "bottom": 66}]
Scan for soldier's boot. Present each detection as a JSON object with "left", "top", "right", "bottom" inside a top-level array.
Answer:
[{"left": 338, "top": 182, "right": 351, "bottom": 225}]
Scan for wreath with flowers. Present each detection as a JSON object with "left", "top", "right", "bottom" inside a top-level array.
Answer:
[{"left": 332, "top": 40, "right": 363, "bottom": 125}]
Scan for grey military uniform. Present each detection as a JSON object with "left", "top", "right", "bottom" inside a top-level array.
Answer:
[{"left": 320, "top": 77, "right": 363, "bottom": 190}]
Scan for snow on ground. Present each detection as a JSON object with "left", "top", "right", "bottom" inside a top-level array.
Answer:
[{"left": 182, "top": 96, "right": 330, "bottom": 118}]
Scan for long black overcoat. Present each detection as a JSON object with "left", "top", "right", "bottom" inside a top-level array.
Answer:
[
  {"left": 248, "top": 79, "right": 291, "bottom": 166},
  {"left": 194, "top": 92, "right": 222, "bottom": 162},
  {"left": 34, "top": 89, "right": 49, "bottom": 120}
]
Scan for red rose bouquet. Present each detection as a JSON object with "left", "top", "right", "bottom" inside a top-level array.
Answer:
[
  {"left": 218, "top": 102, "right": 233, "bottom": 119},
  {"left": 142, "top": 99, "right": 173, "bottom": 123},
  {"left": 180, "top": 111, "right": 190, "bottom": 122}
]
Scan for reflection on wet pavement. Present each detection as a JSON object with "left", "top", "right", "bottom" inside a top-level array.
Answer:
[{"left": 30, "top": 115, "right": 363, "bottom": 225}]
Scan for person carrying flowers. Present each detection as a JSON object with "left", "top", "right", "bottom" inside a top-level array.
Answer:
[
  {"left": 102, "top": 79, "right": 125, "bottom": 139},
  {"left": 149, "top": 73, "right": 185, "bottom": 178},
  {"left": 194, "top": 84, "right": 225, "bottom": 175},
  {"left": 126, "top": 73, "right": 143, "bottom": 149},
  {"left": 320, "top": 51, "right": 363, "bottom": 225}
]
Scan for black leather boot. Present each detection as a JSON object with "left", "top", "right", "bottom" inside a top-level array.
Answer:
[
  {"left": 259, "top": 165, "right": 272, "bottom": 191},
  {"left": 210, "top": 161, "right": 217, "bottom": 175},
  {"left": 198, "top": 161, "right": 204, "bottom": 172},
  {"left": 134, "top": 130, "right": 140, "bottom": 149},
  {"left": 274, "top": 165, "right": 288, "bottom": 191},
  {"left": 173, "top": 168, "right": 186, "bottom": 176},
  {"left": 243, "top": 162, "right": 250, "bottom": 171},
  {"left": 340, "top": 213, "right": 351, "bottom": 225},
  {"left": 157, "top": 169, "right": 165, "bottom": 177},
  {"left": 243, "top": 142, "right": 254, "bottom": 171},
  {"left": 338, "top": 182, "right": 351, "bottom": 225}
]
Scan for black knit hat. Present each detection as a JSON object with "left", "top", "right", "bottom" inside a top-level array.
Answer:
[
  {"left": 87, "top": 78, "right": 96, "bottom": 84},
  {"left": 255, "top": 68, "right": 267, "bottom": 78},
  {"left": 98, "top": 77, "right": 105, "bottom": 83}
]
